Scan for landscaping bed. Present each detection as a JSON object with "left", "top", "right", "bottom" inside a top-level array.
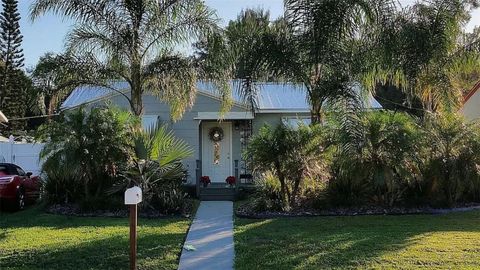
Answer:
[
  {"left": 46, "top": 199, "right": 199, "bottom": 219},
  {"left": 236, "top": 201, "right": 480, "bottom": 219},
  {"left": 0, "top": 207, "right": 191, "bottom": 270},
  {"left": 234, "top": 209, "right": 480, "bottom": 269}
]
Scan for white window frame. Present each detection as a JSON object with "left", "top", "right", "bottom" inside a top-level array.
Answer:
[{"left": 281, "top": 116, "right": 311, "bottom": 129}]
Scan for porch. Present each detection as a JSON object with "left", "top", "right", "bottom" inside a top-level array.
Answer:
[
  {"left": 195, "top": 160, "right": 255, "bottom": 201},
  {"left": 193, "top": 115, "right": 255, "bottom": 201}
]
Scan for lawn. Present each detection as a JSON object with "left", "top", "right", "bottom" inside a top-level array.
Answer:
[
  {"left": 0, "top": 207, "right": 190, "bottom": 270},
  {"left": 235, "top": 210, "right": 480, "bottom": 269}
]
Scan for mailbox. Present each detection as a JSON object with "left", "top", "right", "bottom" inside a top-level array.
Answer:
[{"left": 125, "top": 186, "right": 142, "bottom": 205}]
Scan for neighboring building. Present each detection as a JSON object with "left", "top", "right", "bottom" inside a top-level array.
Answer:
[
  {"left": 61, "top": 81, "right": 381, "bottom": 199},
  {"left": 461, "top": 81, "right": 480, "bottom": 121}
]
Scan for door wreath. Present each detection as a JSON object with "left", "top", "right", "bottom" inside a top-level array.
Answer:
[{"left": 209, "top": 127, "right": 224, "bottom": 142}]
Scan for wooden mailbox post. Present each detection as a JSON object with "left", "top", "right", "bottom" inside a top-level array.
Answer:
[{"left": 125, "top": 186, "right": 142, "bottom": 270}]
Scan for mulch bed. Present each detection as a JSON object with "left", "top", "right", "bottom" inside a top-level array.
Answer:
[
  {"left": 46, "top": 200, "right": 197, "bottom": 219},
  {"left": 236, "top": 202, "right": 480, "bottom": 219}
]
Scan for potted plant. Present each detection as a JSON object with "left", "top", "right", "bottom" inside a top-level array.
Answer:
[
  {"left": 200, "top": 176, "right": 211, "bottom": 187},
  {"left": 225, "top": 176, "right": 236, "bottom": 187}
]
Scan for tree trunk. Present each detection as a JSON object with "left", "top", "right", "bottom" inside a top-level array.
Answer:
[
  {"left": 290, "top": 176, "right": 302, "bottom": 207},
  {"left": 311, "top": 101, "right": 323, "bottom": 125},
  {"left": 275, "top": 161, "right": 290, "bottom": 210},
  {"left": 130, "top": 62, "right": 144, "bottom": 116}
]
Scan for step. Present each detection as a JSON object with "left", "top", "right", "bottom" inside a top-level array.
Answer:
[
  {"left": 200, "top": 194, "right": 236, "bottom": 201},
  {"left": 200, "top": 188, "right": 235, "bottom": 196}
]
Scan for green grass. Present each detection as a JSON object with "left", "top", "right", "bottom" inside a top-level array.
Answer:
[
  {"left": 235, "top": 210, "right": 480, "bottom": 269},
  {"left": 0, "top": 207, "right": 190, "bottom": 270}
]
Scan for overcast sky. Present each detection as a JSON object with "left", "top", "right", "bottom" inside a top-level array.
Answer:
[{"left": 16, "top": 0, "right": 480, "bottom": 67}]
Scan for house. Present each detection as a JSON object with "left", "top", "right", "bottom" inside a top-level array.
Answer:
[
  {"left": 61, "top": 81, "right": 382, "bottom": 199},
  {"left": 461, "top": 81, "right": 480, "bottom": 121}
]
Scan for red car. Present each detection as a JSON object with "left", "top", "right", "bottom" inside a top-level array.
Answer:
[{"left": 0, "top": 163, "right": 40, "bottom": 210}]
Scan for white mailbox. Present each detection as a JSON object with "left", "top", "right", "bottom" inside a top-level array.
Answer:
[{"left": 125, "top": 186, "right": 142, "bottom": 205}]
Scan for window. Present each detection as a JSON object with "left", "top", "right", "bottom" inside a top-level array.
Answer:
[
  {"left": 15, "top": 166, "right": 25, "bottom": 176},
  {"left": 0, "top": 165, "right": 9, "bottom": 176},
  {"left": 282, "top": 117, "right": 311, "bottom": 129},
  {"left": 142, "top": 115, "right": 159, "bottom": 130}
]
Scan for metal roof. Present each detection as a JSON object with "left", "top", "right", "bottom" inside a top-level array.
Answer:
[{"left": 61, "top": 81, "right": 382, "bottom": 112}]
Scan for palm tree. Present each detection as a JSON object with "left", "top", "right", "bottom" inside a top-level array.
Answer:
[
  {"left": 281, "top": 0, "right": 396, "bottom": 124},
  {"left": 30, "top": 0, "right": 227, "bottom": 119},
  {"left": 31, "top": 53, "right": 79, "bottom": 118},
  {"left": 333, "top": 111, "right": 422, "bottom": 206},
  {"left": 195, "top": 8, "right": 282, "bottom": 111},
  {"left": 362, "top": 0, "right": 480, "bottom": 114},
  {"left": 423, "top": 113, "right": 480, "bottom": 206},
  {"left": 112, "top": 124, "right": 193, "bottom": 210},
  {"left": 39, "top": 107, "right": 138, "bottom": 203}
]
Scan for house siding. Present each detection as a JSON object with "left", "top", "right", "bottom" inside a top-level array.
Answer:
[
  {"left": 86, "top": 93, "right": 249, "bottom": 184},
  {"left": 80, "top": 93, "right": 311, "bottom": 185},
  {"left": 461, "top": 90, "right": 480, "bottom": 121}
]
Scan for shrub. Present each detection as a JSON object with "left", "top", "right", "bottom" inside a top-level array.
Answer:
[
  {"left": 250, "top": 171, "right": 284, "bottom": 212},
  {"left": 38, "top": 107, "right": 137, "bottom": 208},
  {"left": 422, "top": 113, "right": 480, "bottom": 206},
  {"left": 110, "top": 125, "right": 193, "bottom": 213},
  {"left": 245, "top": 124, "right": 329, "bottom": 210},
  {"left": 245, "top": 111, "right": 480, "bottom": 212},
  {"left": 329, "top": 111, "right": 423, "bottom": 207}
]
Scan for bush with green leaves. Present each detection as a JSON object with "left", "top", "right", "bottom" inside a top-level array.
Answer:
[
  {"left": 39, "top": 107, "right": 193, "bottom": 214},
  {"left": 249, "top": 171, "right": 284, "bottom": 212},
  {"left": 110, "top": 125, "right": 193, "bottom": 214},
  {"left": 245, "top": 124, "right": 329, "bottom": 210},
  {"left": 329, "top": 111, "right": 423, "bottom": 207},
  {"left": 38, "top": 107, "right": 138, "bottom": 208},
  {"left": 422, "top": 113, "right": 480, "bottom": 207}
]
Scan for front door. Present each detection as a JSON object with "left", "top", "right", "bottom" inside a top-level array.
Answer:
[{"left": 202, "top": 122, "right": 232, "bottom": 183}]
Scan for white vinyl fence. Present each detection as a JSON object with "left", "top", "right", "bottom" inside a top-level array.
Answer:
[{"left": 0, "top": 142, "right": 44, "bottom": 175}]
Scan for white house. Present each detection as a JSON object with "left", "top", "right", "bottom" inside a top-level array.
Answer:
[{"left": 62, "top": 81, "right": 382, "bottom": 199}]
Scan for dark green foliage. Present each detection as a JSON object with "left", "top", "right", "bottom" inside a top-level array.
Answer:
[
  {"left": 0, "top": 0, "right": 26, "bottom": 131},
  {"left": 38, "top": 106, "right": 193, "bottom": 213},
  {"left": 330, "top": 111, "right": 423, "bottom": 207},
  {"left": 0, "top": 0, "right": 23, "bottom": 70},
  {"left": 38, "top": 107, "right": 138, "bottom": 208},
  {"left": 248, "top": 111, "right": 480, "bottom": 211},
  {"left": 109, "top": 125, "right": 193, "bottom": 213},
  {"left": 30, "top": 53, "right": 79, "bottom": 118},
  {"left": 422, "top": 113, "right": 480, "bottom": 206},
  {"left": 195, "top": 8, "right": 283, "bottom": 111},
  {"left": 329, "top": 112, "right": 480, "bottom": 208},
  {"left": 245, "top": 124, "right": 328, "bottom": 210},
  {"left": 364, "top": 0, "right": 480, "bottom": 113},
  {"left": 250, "top": 172, "right": 284, "bottom": 212}
]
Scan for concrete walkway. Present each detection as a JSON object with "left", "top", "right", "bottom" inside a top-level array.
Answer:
[{"left": 178, "top": 201, "right": 234, "bottom": 270}]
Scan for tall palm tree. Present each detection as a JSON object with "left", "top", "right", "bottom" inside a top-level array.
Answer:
[
  {"left": 31, "top": 53, "right": 79, "bottom": 118},
  {"left": 362, "top": 0, "right": 480, "bottom": 114},
  {"left": 282, "top": 0, "right": 396, "bottom": 123},
  {"left": 30, "top": 0, "right": 227, "bottom": 119},
  {"left": 195, "top": 8, "right": 282, "bottom": 112}
]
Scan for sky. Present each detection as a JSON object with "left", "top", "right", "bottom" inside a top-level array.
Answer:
[{"left": 16, "top": 0, "right": 480, "bottom": 68}]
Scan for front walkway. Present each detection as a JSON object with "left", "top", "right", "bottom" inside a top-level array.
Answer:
[{"left": 178, "top": 201, "right": 234, "bottom": 270}]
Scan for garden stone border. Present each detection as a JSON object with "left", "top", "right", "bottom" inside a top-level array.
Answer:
[
  {"left": 236, "top": 204, "right": 480, "bottom": 219},
  {"left": 46, "top": 201, "right": 196, "bottom": 219}
]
